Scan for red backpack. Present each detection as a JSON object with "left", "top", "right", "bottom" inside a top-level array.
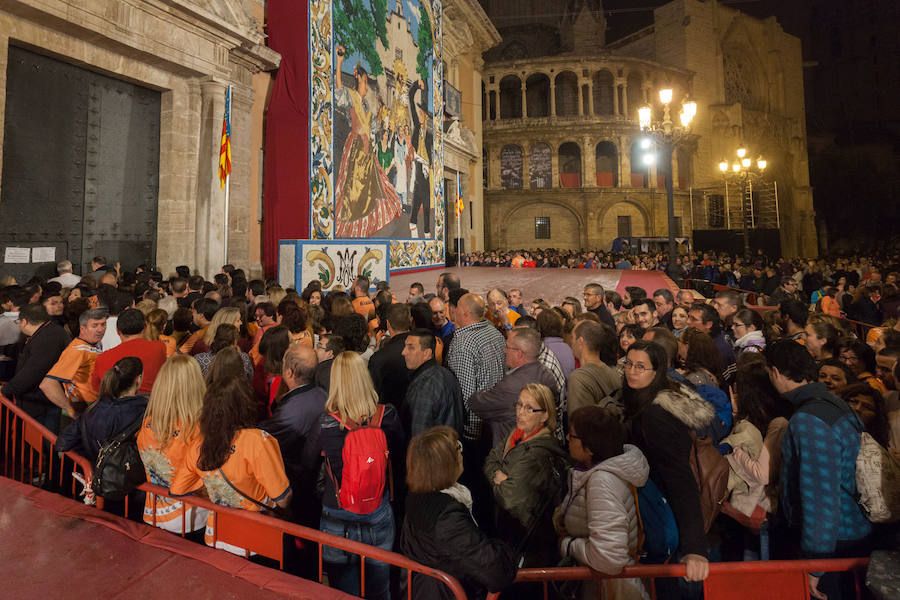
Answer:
[{"left": 325, "top": 405, "right": 392, "bottom": 514}]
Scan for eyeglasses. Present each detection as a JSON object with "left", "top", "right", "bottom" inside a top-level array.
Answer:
[
  {"left": 732, "top": 322, "right": 747, "bottom": 329},
  {"left": 623, "top": 359, "right": 653, "bottom": 373},
  {"left": 513, "top": 402, "right": 547, "bottom": 414},
  {"left": 316, "top": 345, "right": 328, "bottom": 351}
]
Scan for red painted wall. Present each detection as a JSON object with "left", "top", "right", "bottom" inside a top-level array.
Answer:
[{"left": 263, "top": 0, "right": 311, "bottom": 276}]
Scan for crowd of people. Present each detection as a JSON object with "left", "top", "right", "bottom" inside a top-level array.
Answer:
[{"left": 1, "top": 253, "right": 898, "bottom": 600}]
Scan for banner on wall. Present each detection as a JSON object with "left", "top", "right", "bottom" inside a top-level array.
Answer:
[
  {"left": 309, "top": 0, "right": 444, "bottom": 273},
  {"left": 279, "top": 240, "right": 389, "bottom": 292}
]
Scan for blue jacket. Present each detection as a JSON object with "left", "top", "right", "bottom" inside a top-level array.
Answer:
[{"left": 779, "top": 382, "right": 871, "bottom": 558}]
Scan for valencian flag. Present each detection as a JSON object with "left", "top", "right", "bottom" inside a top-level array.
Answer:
[
  {"left": 456, "top": 172, "right": 464, "bottom": 216},
  {"left": 218, "top": 86, "right": 232, "bottom": 189}
]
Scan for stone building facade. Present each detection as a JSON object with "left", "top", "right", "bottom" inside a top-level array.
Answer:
[
  {"left": 443, "top": 0, "right": 501, "bottom": 255},
  {"left": 0, "top": 0, "right": 279, "bottom": 278},
  {"left": 479, "top": 0, "right": 816, "bottom": 257}
]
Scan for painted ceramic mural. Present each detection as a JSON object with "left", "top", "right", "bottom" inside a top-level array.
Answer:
[{"left": 309, "top": 0, "right": 444, "bottom": 272}]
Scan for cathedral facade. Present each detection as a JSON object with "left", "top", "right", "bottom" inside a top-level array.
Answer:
[{"left": 479, "top": 0, "right": 816, "bottom": 258}]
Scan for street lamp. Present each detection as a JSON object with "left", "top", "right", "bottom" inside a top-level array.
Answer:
[
  {"left": 718, "top": 146, "right": 767, "bottom": 261},
  {"left": 638, "top": 88, "right": 696, "bottom": 279}
]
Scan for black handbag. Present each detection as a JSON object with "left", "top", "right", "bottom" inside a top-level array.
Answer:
[{"left": 89, "top": 417, "right": 146, "bottom": 501}]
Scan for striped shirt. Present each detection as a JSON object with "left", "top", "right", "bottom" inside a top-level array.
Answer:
[{"left": 447, "top": 319, "right": 506, "bottom": 440}]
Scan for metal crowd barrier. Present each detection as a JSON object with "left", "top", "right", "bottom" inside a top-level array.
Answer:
[
  {"left": 486, "top": 558, "right": 870, "bottom": 600},
  {"left": 0, "top": 392, "right": 467, "bottom": 600}
]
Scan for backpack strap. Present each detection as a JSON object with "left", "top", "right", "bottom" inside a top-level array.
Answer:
[{"left": 630, "top": 484, "right": 645, "bottom": 564}]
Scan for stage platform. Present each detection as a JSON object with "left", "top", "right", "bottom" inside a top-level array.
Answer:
[
  {"left": 0, "top": 477, "right": 351, "bottom": 600},
  {"left": 390, "top": 266, "right": 680, "bottom": 307}
]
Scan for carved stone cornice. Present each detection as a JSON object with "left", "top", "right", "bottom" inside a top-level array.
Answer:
[{"left": 444, "top": 0, "right": 501, "bottom": 55}]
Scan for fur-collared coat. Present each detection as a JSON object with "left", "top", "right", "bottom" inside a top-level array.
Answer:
[{"left": 627, "top": 384, "right": 716, "bottom": 558}]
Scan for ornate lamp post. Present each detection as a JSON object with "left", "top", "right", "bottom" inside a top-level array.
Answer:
[
  {"left": 638, "top": 89, "right": 696, "bottom": 278},
  {"left": 718, "top": 145, "right": 767, "bottom": 261}
]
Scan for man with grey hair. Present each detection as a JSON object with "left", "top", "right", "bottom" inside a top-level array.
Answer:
[
  {"left": 49, "top": 260, "right": 81, "bottom": 288},
  {"left": 39, "top": 308, "right": 107, "bottom": 414},
  {"left": 468, "top": 327, "right": 558, "bottom": 449}
]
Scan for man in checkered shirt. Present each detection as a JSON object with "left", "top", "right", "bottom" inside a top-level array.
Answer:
[{"left": 446, "top": 293, "right": 507, "bottom": 442}]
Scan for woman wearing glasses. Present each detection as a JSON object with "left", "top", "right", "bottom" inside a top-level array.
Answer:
[
  {"left": 622, "top": 340, "right": 715, "bottom": 584},
  {"left": 483, "top": 383, "right": 569, "bottom": 566},
  {"left": 401, "top": 426, "right": 516, "bottom": 600}
]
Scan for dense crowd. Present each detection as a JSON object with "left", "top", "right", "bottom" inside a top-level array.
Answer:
[{"left": 2, "top": 254, "right": 899, "bottom": 600}]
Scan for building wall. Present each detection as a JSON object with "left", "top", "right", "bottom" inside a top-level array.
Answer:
[{"left": 0, "top": 0, "right": 279, "bottom": 278}]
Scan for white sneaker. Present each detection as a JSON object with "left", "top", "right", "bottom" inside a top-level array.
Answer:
[{"left": 410, "top": 224, "right": 419, "bottom": 238}]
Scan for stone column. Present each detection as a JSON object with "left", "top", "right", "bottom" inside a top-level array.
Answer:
[
  {"left": 521, "top": 79, "right": 527, "bottom": 119},
  {"left": 619, "top": 136, "right": 630, "bottom": 188},
  {"left": 228, "top": 84, "right": 254, "bottom": 266},
  {"left": 195, "top": 78, "right": 228, "bottom": 278},
  {"left": 583, "top": 135, "right": 596, "bottom": 187},
  {"left": 550, "top": 80, "right": 557, "bottom": 117},
  {"left": 613, "top": 80, "right": 620, "bottom": 115},
  {"left": 621, "top": 82, "right": 628, "bottom": 120},
  {"left": 577, "top": 83, "right": 584, "bottom": 116},
  {"left": 587, "top": 79, "right": 595, "bottom": 116},
  {"left": 551, "top": 141, "right": 559, "bottom": 188}
]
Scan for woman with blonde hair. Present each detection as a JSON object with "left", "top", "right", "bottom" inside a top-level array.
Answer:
[
  {"left": 483, "top": 382, "right": 568, "bottom": 567},
  {"left": 144, "top": 308, "right": 177, "bottom": 357},
  {"left": 301, "top": 351, "right": 405, "bottom": 600},
  {"left": 192, "top": 306, "right": 242, "bottom": 355},
  {"left": 137, "top": 354, "right": 208, "bottom": 535}
]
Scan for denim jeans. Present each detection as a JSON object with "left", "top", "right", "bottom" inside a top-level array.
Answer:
[{"left": 320, "top": 496, "right": 394, "bottom": 600}]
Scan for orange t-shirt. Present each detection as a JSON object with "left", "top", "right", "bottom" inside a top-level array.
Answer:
[
  {"left": 179, "top": 327, "right": 208, "bottom": 355},
  {"left": 353, "top": 296, "right": 375, "bottom": 319},
  {"left": 289, "top": 329, "right": 314, "bottom": 348},
  {"left": 159, "top": 335, "right": 178, "bottom": 357},
  {"left": 487, "top": 308, "right": 521, "bottom": 329},
  {"left": 137, "top": 417, "right": 208, "bottom": 533},
  {"left": 46, "top": 338, "right": 102, "bottom": 407},
  {"left": 170, "top": 428, "right": 291, "bottom": 551}
]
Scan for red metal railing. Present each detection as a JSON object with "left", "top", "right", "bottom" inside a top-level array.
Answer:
[
  {"left": 486, "top": 558, "right": 870, "bottom": 600},
  {"left": 0, "top": 393, "right": 467, "bottom": 600}
]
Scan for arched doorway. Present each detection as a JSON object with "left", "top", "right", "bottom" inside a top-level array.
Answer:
[
  {"left": 530, "top": 142, "right": 552, "bottom": 189},
  {"left": 592, "top": 70, "right": 614, "bottom": 115},
  {"left": 525, "top": 73, "right": 550, "bottom": 118},
  {"left": 499, "top": 75, "right": 522, "bottom": 119},
  {"left": 629, "top": 140, "right": 649, "bottom": 188},
  {"left": 595, "top": 141, "right": 618, "bottom": 187},
  {"left": 503, "top": 202, "right": 582, "bottom": 249},
  {"left": 600, "top": 201, "right": 648, "bottom": 249},
  {"left": 554, "top": 71, "right": 578, "bottom": 117},
  {"left": 558, "top": 142, "right": 582, "bottom": 188}
]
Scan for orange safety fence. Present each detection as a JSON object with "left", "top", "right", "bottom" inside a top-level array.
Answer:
[
  {"left": 486, "top": 558, "right": 870, "bottom": 600},
  {"left": 0, "top": 392, "right": 467, "bottom": 600}
]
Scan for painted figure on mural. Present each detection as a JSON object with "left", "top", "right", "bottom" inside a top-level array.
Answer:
[
  {"left": 332, "top": 0, "right": 436, "bottom": 240},
  {"left": 333, "top": 45, "right": 402, "bottom": 238}
]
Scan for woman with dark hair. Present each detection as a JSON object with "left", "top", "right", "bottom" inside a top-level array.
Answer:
[
  {"left": 617, "top": 324, "right": 645, "bottom": 362},
  {"left": 677, "top": 326, "right": 724, "bottom": 387},
  {"left": 252, "top": 325, "right": 291, "bottom": 417},
  {"left": 554, "top": 405, "right": 650, "bottom": 599},
  {"left": 841, "top": 384, "right": 892, "bottom": 450},
  {"left": 278, "top": 298, "right": 313, "bottom": 347},
  {"left": 622, "top": 340, "right": 714, "bottom": 583},
  {"left": 170, "top": 375, "right": 291, "bottom": 553},
  {"left": 803, "top": 315, "right": 840, "bottom": 363},
  {"left": 301, "top": 285, "right": 323, "bottom": 307},
  {"left": 58, "top": 357, "right": 147, "bottom": 463},
  {"left": 839, "top": 338, "right": 887, "bottom": 393},
  {"left": 731, "top": 308, "right": 766, "bottom": 355},
  {"left": 847, "top": 285, "right": 882, "bottom": 325},
  {"left": 170, "top": 307, "right": 194, "bottom": 348},
  {"left": 194, "top": 324, "right": 253, "bottom": 380},
  {"left": 401, "top": 426, "right": 516, "bottom": 600},
  {"left": 671, "top": 305, "right": 690, "bottom": 339}
]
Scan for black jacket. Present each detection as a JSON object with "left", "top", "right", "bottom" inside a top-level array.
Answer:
[
  {"left": 58, "top": 395, "right": 148, "bottom": 464},
  {"left": 400, "top": 491, "right": 517, "bottom": 600},
  {"left": 587, "top": 304, "right": 616, "bottom": 328},
  {"left": 260, "top": 383, "right": 327, "bottom": 486},
  {"left": 1, "top": 321, "right": 70, "bottom": 413},
  {"left": 314, "top": 358, "right": 333, "bottom": 392},
  {"left": 368, "top": 333, "right": 411, "bottom": 405}
]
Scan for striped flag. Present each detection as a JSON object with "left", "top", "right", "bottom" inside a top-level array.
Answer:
[
  {"left": 456, "top": 172, "right": 464, "bottom": 216},
  {"left": 218, "top": 86, "right": 232, "bottom": 189}
]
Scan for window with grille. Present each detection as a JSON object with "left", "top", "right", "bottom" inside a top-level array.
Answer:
[
  {"left": 617, "top": 215, "right": 632, "bottom": 238},
  {"left": 535, "top": 217, "right": 551, "bottom": 239}
]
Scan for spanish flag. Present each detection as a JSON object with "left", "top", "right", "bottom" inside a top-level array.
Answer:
[
  {"left": 218, "top": 86, "right": 232, "bottom": 189},
  {"left": 456, "top": 172, "right": 464, "bottom": 216}
]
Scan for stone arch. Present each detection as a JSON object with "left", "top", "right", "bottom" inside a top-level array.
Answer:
[
  {"left": 499, "top": 74, "right": 522, "bottom": 119},
  {"left": 500, "top": 144, "right": 523, "bottom": 189},
  {"left": 558, "top": 141, "right": 582, "bottom": 187},
  {"left": 525, "top": 73, "right": 550, "bottom": 118},
  {"left": 595, "top": 141, "right": 618, "bottom": 187},
  {"left": 592, "top": 69, "right": 615, "bottom": 115},
  {"left": 598, "top": 200, "right": 649, "bottom": 247},
  {"left": 501, "top": 199, "right": 584, "bottom": 249},
  {"left": 554, "top": 71, "right": 579, "bottom": 116},
  {"left": 529, "top": 142, "right": 552, "bottom": 189},
  {"left": 629, "top": 139, "right": 650, "bottom": 188}
]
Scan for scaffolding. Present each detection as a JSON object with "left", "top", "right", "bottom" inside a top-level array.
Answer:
[{"left": 691, "top": 180, "right": 779, "bottom": 230}]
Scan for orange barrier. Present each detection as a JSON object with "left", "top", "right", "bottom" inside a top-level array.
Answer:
[
  {"left": 0, "top": 392, "right": 467, "bottom": 600},
  {"left": 486, "top": 558, "right": 870, "bottom": 600}
]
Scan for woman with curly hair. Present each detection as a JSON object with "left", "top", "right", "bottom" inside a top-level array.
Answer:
[{"left": 170, "top": 375, "right": 292, "bottom": 553}]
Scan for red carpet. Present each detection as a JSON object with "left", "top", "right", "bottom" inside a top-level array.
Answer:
[
  {"left": 390, "top": 266, "right": 678, "bottom": 307},
  {"left": 0, "top": 477, "right": 352, "bottom": 600}
]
